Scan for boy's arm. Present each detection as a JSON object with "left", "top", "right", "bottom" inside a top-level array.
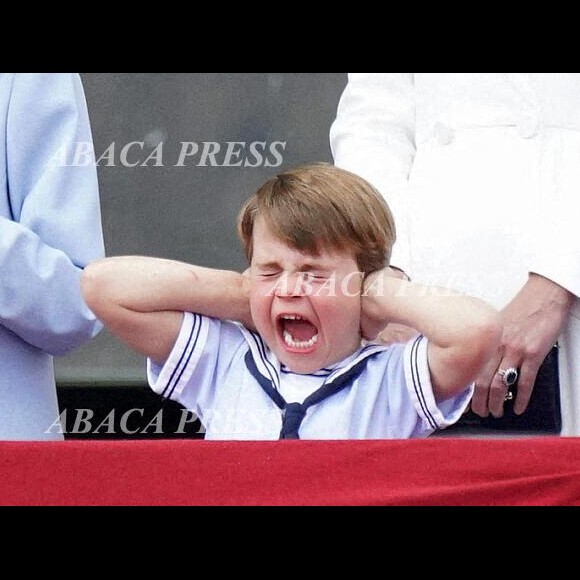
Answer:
[
  {"left": 363, "top": 272, "right": 502, "bottom": 401},
  {"left": 82, "top": 257, "right": 251, "bottom": 365}
]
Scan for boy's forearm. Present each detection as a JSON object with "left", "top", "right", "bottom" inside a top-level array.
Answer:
[
  {"left": 365, "top": 275, "right": 499, "bottom": 349},
  {"left": 366, "top": 275, "right": 502, "bottom": 398},
  {"left": 83, "top": 257, "right": 251, "bottom": 325}
]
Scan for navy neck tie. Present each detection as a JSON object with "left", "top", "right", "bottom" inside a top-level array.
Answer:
[{"left": 244, "top": 351, "right": 377, "bottom": 440}]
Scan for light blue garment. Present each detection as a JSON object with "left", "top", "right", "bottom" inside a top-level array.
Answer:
[
  {"left": 0, "top": 73, "right": 105, "bottom": 441},
  {"left": 148, "top": 313, "right": 474, "bottom": 441}
]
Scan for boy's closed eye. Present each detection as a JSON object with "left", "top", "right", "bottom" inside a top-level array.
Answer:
[
  {"left": 254, "top": 269, "right": 330, "bottom": 281},
  {"left": 299, "top": 273, "right": 330, "bottom": 281}
]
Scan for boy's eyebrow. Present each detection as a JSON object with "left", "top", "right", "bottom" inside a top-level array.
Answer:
[
  {"left": 255, "top": 261, "right": 281, "bottom": 270},
  {"left": 255, "top": 261, "right": 333, "bottom": 271}
]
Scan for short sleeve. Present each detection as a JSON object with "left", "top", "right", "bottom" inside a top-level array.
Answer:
[
  {"left": 147, "top": 313, "right": 247, "bottom": 421},
  {"left": 385, "top": 335, "right": 474, "bottom": 438}
]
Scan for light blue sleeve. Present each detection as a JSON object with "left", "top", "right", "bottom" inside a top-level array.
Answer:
[
  {"left": 1, "top": 73, "right": 105, "bottom": 355},
  {"left": 386, "top": 335, "right": 474, "bottom": 438},
  {"left": 148, "top": 313, "right": 248, "bottom": 423}
]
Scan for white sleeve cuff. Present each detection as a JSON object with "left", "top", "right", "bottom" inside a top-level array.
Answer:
[
  {"left": 529, "top": 258, "right": 580, "bottom": 301},
  {"left": 404, "top": 335, "right": 474, "bottom": 432},
  {"left": 147, "top": 312, "right": 210, "bottom": 403}
]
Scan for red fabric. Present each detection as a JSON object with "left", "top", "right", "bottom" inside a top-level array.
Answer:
[{"left": 1, "top": 439, "right": 580, "bottom": 506}]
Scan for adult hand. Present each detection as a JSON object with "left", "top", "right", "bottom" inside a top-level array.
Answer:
[{"left": 472, "top": 274, "right": 573, "bottom": 418}]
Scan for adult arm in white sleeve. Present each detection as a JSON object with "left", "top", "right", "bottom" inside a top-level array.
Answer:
[
  {"left": 0, "top": 73, "right": 105, "bottom": 356},
  {"left": 528, "top": 130, "right": 580, "bottom": 301},
  {"left": 330, "top": 73, "right": 416, "bottom": 274}
]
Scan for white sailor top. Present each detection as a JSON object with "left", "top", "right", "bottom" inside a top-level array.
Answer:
[{"left": 148, "top": 313, "right": 473, "bottom": 441}]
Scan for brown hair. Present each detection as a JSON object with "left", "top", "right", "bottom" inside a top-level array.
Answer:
[{"left": 238, "top": 163, "right": 396, "bottom": 275}]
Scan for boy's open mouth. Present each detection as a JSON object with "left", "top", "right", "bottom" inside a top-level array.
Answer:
[{"left": 277, "top": 314, "right": 320, "bottom": 352}]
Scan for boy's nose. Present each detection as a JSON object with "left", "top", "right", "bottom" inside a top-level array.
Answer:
[{"left": 275, "top": 273, "right": 310, "bottom": 298}]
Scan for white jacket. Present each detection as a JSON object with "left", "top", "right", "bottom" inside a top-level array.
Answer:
[{"left": 331, "top": 73, "right": 580, "bottom": 311}]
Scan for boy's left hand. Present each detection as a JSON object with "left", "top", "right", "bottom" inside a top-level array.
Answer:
[
  {"left": 378, "top": 324, "right": 420, "bottom": 346},
  {"left": 361, "top": 269, "right": 417, "bottom": 342},
  {"left": 361, "top": 312, "right": 389, "bottom": 342},
  {"left": 360, "top": 270, "right": 388, "bottom": 341},
  {"left": 361, "top": 269, "right": 421, "bottom": 345}
]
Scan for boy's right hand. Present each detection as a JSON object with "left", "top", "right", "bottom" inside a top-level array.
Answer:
[{"left": 241, "top": 269, "right": 257, "bottom": 332}]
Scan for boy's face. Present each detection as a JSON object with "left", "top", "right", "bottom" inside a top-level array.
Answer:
[{"left": 249, "top": 217, "right": 364, "bottom": 375}]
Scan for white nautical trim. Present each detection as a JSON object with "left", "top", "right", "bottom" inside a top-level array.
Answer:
[
  {"left": 238, "top": 328, "right": 391, "bottom": 391},
  {"left": 147, "top": 312, "right": 210, "bottom": 402},
  {"left": 238, "top": 325, "right": 281, "bottom": 391},
  {"left": 404, "top": 335, "right": 474, "bottom": 432},
  {"left": 324, "top": 345, "right": 391, "bottom": 386}
]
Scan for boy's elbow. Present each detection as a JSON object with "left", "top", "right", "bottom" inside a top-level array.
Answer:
[
  {"left": 434, "top": 310, "right": 503, "bottom": 402},
  {"left": 81, "top": 260, "right": 116, "bottom": 317},
  {"left": 466, "top": 311, "right": 503, "bottom": 370}
]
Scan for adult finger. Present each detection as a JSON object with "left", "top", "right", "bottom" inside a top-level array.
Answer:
[
  {"left": 488, "top": 358, "right": 521, "bottom": 418},
  {"left": 514, "top": 359, "right": 542, "bottom": 416},
  {"left": 472, "top": 350, "right": 503, "bottom": 418}
]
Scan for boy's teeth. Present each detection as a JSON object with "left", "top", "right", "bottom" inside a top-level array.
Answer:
[{"left": 283, "top": 331, "right": 319, "bottom": 350}]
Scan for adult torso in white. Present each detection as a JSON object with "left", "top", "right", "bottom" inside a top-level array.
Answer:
[
  {"left": 332, "top": 73, "right": 580, "bottom": 313},
  {"left": 332, "top": 73, "right": 580, "bottom": 435}
]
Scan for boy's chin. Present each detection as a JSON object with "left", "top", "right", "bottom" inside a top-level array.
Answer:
[
  {"left": 276, "top": 347, "right": 322, "bottom": 375},
  {"left": 280, "top": 357, "right": 321, "bottom": 375},
  {"left": 275, "top": 343, "right": 361, "bottom": 376}
]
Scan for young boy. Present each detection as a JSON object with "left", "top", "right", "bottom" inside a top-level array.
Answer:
[{"left": 82, "top": 164, "right": 502, "bottom": 441}]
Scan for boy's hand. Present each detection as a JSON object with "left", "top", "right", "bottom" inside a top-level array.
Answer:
[
  {"left": 361, "top": 313, "right": 390, "bottom": 342},
  {"left": 362, "top": 268, "right": 419, "bottom": 344},
  {"left": 361, "top": 271, "right": 386, "bottom": 341},
  {"left": 360, "top": 269, "right": 400, "bottom": 341},
  {"left": 242, "top": 268, "right": 251, "bottom": 292},
  {"left": 379, "top": 324, "right": 420, "bottom": 346},
  {"left": 240, "top": 269, "right": 257, "bottom": 332}
]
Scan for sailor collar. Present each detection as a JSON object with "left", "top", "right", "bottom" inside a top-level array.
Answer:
[{"left": 237, "top": 325, "right": 390, "bottom": 392}]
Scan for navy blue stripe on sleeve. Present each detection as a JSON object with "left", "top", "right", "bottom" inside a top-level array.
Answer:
[
  {"left": 161, "top": 315, "right": 198, "bottom": 399},
  {"left": 166, "top": 315, "right": 204, "bottom": 402},
  {"left": 163, "top": 314, "right": 202, "bottom": 401},
  {"left": 411, "top": 336, "right": 439, "bottom": 431}
]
